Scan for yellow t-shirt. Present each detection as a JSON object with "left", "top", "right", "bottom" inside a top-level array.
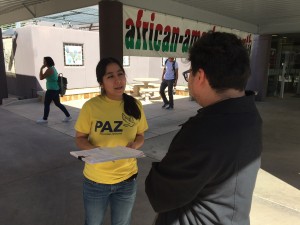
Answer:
[{"left": 75, "top": 95, "right": 148, "bottom": 184}]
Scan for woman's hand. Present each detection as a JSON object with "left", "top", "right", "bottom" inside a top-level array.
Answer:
[
  {"left": 127, "top": 142, "right": 138, "bottom": 149},
  {"left": 75, "top": 131, "right": 96, "bottom": 150},
  {"left": 127, "top": 133, "right": 145, "bottom": 149},
  {"left": 39, "top": 66, "right": 53, "bottom": 80}
]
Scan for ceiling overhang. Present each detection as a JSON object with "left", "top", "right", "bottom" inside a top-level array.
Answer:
[{"left": 1, "top": 0, "right": 300, "bottom": 35}]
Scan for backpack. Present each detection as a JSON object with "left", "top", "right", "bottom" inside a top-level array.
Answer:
[
  {"left": 57, "top": 73, "right": 68, "bottom": 97},
  {"left": 165, "top": 59, "right": 176, "bottom": 77}
]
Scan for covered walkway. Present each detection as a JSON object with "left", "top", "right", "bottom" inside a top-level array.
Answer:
[{"left": 0, "top": 95, "right": 299, "bottom": 225}]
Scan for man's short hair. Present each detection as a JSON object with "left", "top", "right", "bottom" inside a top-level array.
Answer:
[{"left": 188, "top": 32, "right": 250, "bottom": 92}]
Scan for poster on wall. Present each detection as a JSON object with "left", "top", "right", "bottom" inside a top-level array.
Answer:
[
  {"left": 63, "top": 43, "right": 84, "bottom": 66},
  {"left": 123, "top": 5, "right": 253, "bottom": 58}
]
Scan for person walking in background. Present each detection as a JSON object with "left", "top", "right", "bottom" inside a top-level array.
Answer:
[
  {"left": 75, "top": 57, "right": 148, "bottom": 225},
  {"left": 146, "top": 32, "right": 262, "bottom": 225},
  {"left": 36, "top": 56, "right": 71, "bottom": 123},
  {"left": 159, "top": 57, "right": 178, "bottom": 110}
]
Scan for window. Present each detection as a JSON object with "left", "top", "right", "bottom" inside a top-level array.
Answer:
[
  {"left": 123, "top": 56, "right": 130, "bottom": 67},
  {"left": 63, "top": 43, "right": 84, "bottom": 66},
  {"left": 162, "top": 57, "right": 176, "bottom": 66},
  {"left": 162, "top": 57, "right": 168, "bottom": 67}
]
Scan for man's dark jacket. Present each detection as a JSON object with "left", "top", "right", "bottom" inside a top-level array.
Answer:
[{"left": 145, "top": 94, "right": 262, "bottom": 225}]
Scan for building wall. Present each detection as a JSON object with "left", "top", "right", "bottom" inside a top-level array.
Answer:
[
  {"left": 125, "top": 56, "right": 190, "bottom": 86},
  {"left": 14, "top": 25, "right": 100, "bottom": 90},
  {"left": 10, "top": 25, "right": 190, "bottom": 98}
]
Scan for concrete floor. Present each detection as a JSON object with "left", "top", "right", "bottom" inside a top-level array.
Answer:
[{"left": 0, "top": 94, "right": 299, "bottom": 225}]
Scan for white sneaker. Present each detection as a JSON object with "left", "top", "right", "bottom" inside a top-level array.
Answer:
[
  {"left": 62, "top": 116, "right": 72, "bottom": 122},
  {"left": 36, "top": 118, "right": 48, "bottom": 124}
]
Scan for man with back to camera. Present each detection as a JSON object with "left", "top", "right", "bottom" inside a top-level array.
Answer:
[
  {"left": 145, "top": 32, "right": 262, "bottom": 225},
  {"left": 160, "top": 57, "right": 179, "bottom": 110}
]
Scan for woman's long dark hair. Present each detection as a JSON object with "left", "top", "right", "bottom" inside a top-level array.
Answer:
[
  {"left": 96, "top": 57, "right": 141, "bottom": 120},
  {"left": 44, "top": 56, "right": 55, "bottom": 67}
]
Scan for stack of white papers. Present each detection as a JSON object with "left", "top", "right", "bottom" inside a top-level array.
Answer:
[{"left": 70, "top": 146, "right": 145, "bottom": 164}]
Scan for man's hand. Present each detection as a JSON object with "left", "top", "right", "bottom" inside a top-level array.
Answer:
[{"left": 41, "top": 65, "right": 46, "bottom": 70}]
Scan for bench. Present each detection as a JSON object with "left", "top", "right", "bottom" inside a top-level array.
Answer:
[
  {"left": 37, "top": 87, "right": 101, "bottom": 103},
  {"left": 175, "top": 85, "right": 189, "bottom": 96},
  {"left": 125, "top": 85, "right": 134, "bottom": 95},
  {"left": 37, "top": 91, "right": 46, "bottom": 102},
  {"left": 139, "top": 88, "right": 160, "bottom": 101},
  {"left": 127, "top": 83, "right": 144, "bottom": 97},
  {"left": 148, "top": 83, "right": 160, "bottom": 88}
]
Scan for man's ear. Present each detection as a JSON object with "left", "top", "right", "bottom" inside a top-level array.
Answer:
[{"left": 197, "top": 68, "right": 206, "bottom": 84}]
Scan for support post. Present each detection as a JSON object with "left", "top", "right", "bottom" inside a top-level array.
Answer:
[
  {"left": 99, "top": 1, "right": 123, "bottom": 64},
  {"left": 0, "top": 28, "right": 8, "bottom": 105},
  {"left": 246, "top": 35, "right": 271, "bottom": 101}
]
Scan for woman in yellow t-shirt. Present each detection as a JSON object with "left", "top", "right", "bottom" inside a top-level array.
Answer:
[{"left": 75, "top": 57, "right": 148, "bottom": 225}]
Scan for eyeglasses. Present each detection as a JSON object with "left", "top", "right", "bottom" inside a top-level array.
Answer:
[{"left": 182, "top": 69, "right": 192, "bottom": 82}]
